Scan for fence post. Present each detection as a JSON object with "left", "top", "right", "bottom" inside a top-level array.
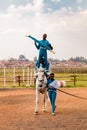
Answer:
[
  {"left": 13, "top": 67, "right": 16, "bottom": 86},
  {"left": 70, "top": 74, "right": 77, "bottom": 86},
  {"left": 4, "top": 67, "right": 6, "bottom": 87},
  {"left": 17, "top": 75, "right": 21, "bottom": 86},
  {"left": 22, "top": 67, "right": 25, "bottom": 82},
  {"left": 26, "top": 66, "right": 30, "bottom": 86},
  {"left": 30, "top": 68, "right": 32, "bottom": 85},
  {"left": 73, "top": 75, "right": 77, "bottom": 86}
]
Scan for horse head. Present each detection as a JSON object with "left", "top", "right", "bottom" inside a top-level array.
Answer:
[
  {"left": 37, "top": 67, "right": 45, "bottom": 82},
  {"left": 36, "top": 67, "right": 47, "bottom": 93}
]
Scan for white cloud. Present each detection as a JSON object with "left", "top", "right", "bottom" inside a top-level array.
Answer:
[
  {"left": 77, "top": 0, "right": 83, "bottom": 4},
  {"left": 51, "top": 0, "right": 61, "bottom": 2},
  {"left": 0, "top": 1, "right": 87, "bottom": 60},
  {"left": 33, "top": 0, "right": 44, "bottom": 10}
]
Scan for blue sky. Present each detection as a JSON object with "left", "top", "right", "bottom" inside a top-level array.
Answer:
[{"left": 0, "top": 0, "right": 87, "bottom": 60}]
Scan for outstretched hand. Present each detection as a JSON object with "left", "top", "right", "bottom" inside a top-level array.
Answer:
[{"left": 25, "top": 34, "right": 30, "bottom": 37}]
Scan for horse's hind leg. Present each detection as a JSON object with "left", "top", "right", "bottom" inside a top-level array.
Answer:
[{"left": 35, "top": 89, "right": 39, "bottom": 114}]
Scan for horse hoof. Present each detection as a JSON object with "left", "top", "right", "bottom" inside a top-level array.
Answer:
[{"left": 34, "top": 111, "right": 38, "bottom": 115}]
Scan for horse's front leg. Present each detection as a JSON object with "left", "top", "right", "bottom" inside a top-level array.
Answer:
[
  {"left": 43, "top": 92, "right": 48, "bottom": 112},
  {"left": 35, "top": 88, "right": 39, "bottom": 114}
]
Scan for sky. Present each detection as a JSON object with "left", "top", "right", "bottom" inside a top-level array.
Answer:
[{"left": 0, "top": 0, "right": 87, "bottom": 61}]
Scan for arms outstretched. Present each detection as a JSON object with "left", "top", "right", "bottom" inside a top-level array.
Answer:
[{"left": 25, "top": 35, "right": 55, "bottom": 54}]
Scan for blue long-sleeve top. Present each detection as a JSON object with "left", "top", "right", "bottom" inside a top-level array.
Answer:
[
  {"left": 47, "top": 78, "right": 59, "bottom": 92},
  {"left": 28, "top": 35, "right": 53, "bottom": 51}
]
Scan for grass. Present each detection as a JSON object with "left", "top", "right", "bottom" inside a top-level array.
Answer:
[
  {"left": 0, "top": 68, "right": 87, "bottom": 88},
  {"left": 55, "top": 73, "right": 87, "bottom": 88}
]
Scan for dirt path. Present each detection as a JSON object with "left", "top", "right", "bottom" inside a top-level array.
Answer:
[{"left": 0, "top": 88, "right": 87, "bottom": 130}]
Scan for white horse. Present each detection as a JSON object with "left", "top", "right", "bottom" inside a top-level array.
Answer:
[{"left": 35, "top": 67, "right": 48, "bottom": 114}]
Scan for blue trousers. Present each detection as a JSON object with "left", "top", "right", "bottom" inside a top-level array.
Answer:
[
  {"left": 37, "top": 49, "right": 50, "bottom": 71},
  {"left": 48, "top": 90, "right": 57, "bottom": 113},
  {"left": 35, "top": 60, "right": 50, "bottom": 71},
  {"left": 38, "top": 49, "right": 47, "bottom": 68}
]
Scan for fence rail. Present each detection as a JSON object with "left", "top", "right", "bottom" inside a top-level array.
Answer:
[
  {"left": 0, "top": 67, "right": 34, "bottom": 87},
  {"left": 0, "top": 67, "right": 87, "bottom": 88}
]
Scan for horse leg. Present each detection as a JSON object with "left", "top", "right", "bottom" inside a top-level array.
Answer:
[
  {"left": 35, "top": 89, "right": 39, "bottom": 114},
  {"left": 43, "top": 92, "right": 48, "bottom": 112}
]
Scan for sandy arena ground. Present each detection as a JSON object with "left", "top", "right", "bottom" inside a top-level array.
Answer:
[{"left": 0, "top": 87, "right": 87, "bottom": 130}]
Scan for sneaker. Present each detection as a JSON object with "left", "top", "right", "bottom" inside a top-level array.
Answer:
[{"left": 52, "top": 112, "right": 55, "bottom": 116}]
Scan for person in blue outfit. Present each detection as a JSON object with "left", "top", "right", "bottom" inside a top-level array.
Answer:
[
  {"left": 27, "top": 34, "right": 53, "bottom": 72},
  {"left": 47, "top": 73, "right": 59, "bottom": 115},
  {"left": 34, "top": 57, "right": 50, "bottom": 84},
  {"left": 35, "top": 57, "right": 50, "bottom": 73}
]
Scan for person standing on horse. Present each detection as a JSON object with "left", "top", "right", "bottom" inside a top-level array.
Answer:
[
  {"left": 35, "top": 57, "right": 50, "bottom": 73},
  {"left": 34, "top": 57, "right": 50, "bottom": 84},
  {"left": 27, "top": 33, "right": 53, "bottom": 72}
]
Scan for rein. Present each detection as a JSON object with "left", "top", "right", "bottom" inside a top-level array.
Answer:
[{"left": 57, "top": 88, "right": 87, "bottom": 100}]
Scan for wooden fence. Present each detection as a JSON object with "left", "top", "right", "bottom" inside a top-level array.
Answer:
[
  {"left": 0, "top": 67, "right": 87, "bottom": 88},
  {"left": 0, "top": 67, "right": 34, "bottom": 88}
]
